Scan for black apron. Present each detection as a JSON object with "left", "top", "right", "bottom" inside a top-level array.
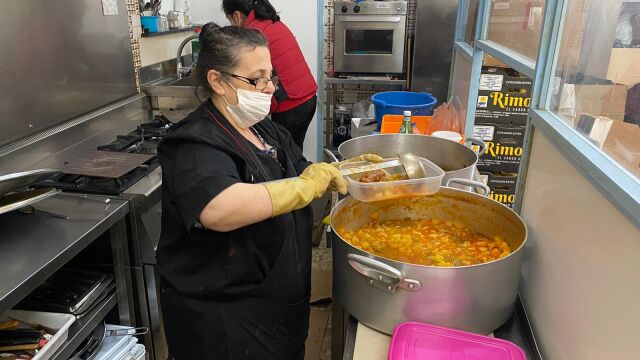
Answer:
[{"left": 160, "top": 113, "right": 312, "bottom": 360}]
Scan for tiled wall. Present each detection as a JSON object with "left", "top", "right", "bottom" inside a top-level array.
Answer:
[{"left": 139, "top": 33, "right": 195, "bottom": 67}]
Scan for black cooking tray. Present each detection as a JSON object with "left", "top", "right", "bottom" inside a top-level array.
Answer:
[{"left": 14, "top": 270, "right": 113, "bottom": 315}]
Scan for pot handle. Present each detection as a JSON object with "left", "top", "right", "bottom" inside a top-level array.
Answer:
[
  {"left": 324, "top": 148, "right": 340, "bottom": 163},
  {"left": 465, "top": 137, "right": 487, "bottom": 157},
  {"left": 445, "top": 178, "right": 490, "bottom": 197},
  {"left": 347, "top": 254, "right": 421, "bottom": 293}
]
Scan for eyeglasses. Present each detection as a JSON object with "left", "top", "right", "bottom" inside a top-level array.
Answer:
[{"left": 222, "top": 72, "right": 279, "bottom": 90}]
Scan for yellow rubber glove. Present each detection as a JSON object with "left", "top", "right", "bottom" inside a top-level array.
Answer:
[
  {"left": 264, "top": 163, "right": 348, "bottom": 217},
  {"left": 331, "top": 153, "right": 385, "bottom": 168}
]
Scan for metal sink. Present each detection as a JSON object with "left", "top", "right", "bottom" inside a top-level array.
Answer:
[
  {"left": 145, "top": 75, "right": 197, "bottom": 87},
  {"left": 143, "top": 75, "right": 197, "bottom": 98},
  {"left": 168, "top": 77, "right": 197, "bottom": 86},
  {"left": 142, "top": 76, "right": 201, "bottom": 110}
]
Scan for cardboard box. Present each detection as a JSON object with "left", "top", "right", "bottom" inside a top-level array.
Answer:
[
  {"left": 474, "top": 122, "right": 526, "bottom": 173},
  {"left": 555, "top": 0, "right": 592, "bottom": 75},
  {"left": 558, "top": 84, "right": 628, "bottom": 123},
  {"left": 487, "top": 0, "right": 545, "bottom": 60},
  {"left": 479, "top": 172, "right": 519, "bottom": 208},
  {"left": 607, "top": 48, "right": 640, "bottom": 88},
  {"left": 483, "top": 54, "right": 506, "bottom": 68},
  {"left": 476, "top": 66, "right": 532, "bottom": 125},
  {"left": 571, "top": 114, "right": 640, "bottom": 178},
  {"left": 602, "top": 120, "right": 640, "bottom": 178}
]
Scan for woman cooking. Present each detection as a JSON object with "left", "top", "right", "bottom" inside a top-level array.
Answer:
[
  {"left": 223, "top": 0, "right": 318, "bottom": 151},
  {"left": 157, "top": 25, "right": 379, "bottom": 359}
]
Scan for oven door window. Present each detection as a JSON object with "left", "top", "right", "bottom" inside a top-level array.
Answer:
[{"left": 345, "top": 29, "right": 394, "bottom": 55}]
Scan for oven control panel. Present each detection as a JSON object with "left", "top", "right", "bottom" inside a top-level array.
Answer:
[{"left": 335, "top": 1, "right": 407, "bottom": 15}]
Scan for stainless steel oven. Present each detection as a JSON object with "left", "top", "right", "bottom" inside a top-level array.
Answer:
[{"left": 334, "top": 1, "right": 408, "bottom": 74}]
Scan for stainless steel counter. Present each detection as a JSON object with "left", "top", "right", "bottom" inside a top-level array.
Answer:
[
  {"left": 0, "top": 194, "right": 129, "bottom": 314},
  {"left": 339, "top": 298, "right": 543, "bottom": 360}
]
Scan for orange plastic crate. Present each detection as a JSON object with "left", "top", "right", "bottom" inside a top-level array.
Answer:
[{"left": 381, "top": 115, "right": 431, "bottom": 134}]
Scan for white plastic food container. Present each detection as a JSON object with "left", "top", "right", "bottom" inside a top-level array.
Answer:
[
  {"left": 340, "top": 157, "right": 445, "bottom": 202},
  {"left": 2, "top": 310, "right": 76, "bottom": 360}
]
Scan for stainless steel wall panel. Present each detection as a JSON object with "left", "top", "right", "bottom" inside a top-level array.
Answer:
[
  {"left": 0, "top": 0, "right": 137, "bottom": 146},
  {"left": 411, "top": 0, "right": 459, "bottom": 104}
]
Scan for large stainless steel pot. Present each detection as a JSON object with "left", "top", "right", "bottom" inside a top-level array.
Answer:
[
  {"left": 337, "top": 134, "right": 486, "bottom": 190},
  {"left": 330, "top": 189, "right": 527, "bottom": 335}
]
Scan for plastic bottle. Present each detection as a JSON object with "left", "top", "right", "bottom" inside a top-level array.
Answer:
[{"left": 399, "top": 110, "right": 412, "bottom": 134}]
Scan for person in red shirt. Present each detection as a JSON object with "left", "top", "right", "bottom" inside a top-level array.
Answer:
[{"left": 223, "top": 0, "right": 318, "bottom": 151}]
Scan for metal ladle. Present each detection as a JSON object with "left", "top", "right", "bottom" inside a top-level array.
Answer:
[
  {"left": 397, "top": 152, "right": 428, "bottom": 179},
  {"left": 339, "top": 152, "right": 428, "bottom": 180}
]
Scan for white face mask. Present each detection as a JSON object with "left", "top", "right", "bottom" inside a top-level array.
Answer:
[{"left": 223, "top": 81, "right": 272, "bottom": 129}]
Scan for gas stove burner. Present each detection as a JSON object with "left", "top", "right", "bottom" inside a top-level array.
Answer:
[
  {"left": 35, "top": 117, "right": 170, "bottom": 195},
  {"left": 36, "top": 159, "right": 158, "bottom": 195},
  {"left": 98, "top": 116, "right": 173, "bottom": 153}
]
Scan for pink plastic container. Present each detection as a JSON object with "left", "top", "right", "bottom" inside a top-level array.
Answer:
[{"left": 388, "top": 322, "right": 527, "bottom": 360}]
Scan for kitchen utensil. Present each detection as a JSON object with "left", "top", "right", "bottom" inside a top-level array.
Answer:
[
  {"left": 324, "top": 148, "right": 340, "bottom": 163},
  {"left": 330, "top": 188, "right": 527, "bottom": 335},
  {"left": 339, "top": 158, "right": 445, "bottom": 202},
  {"left": 69, "top": 322, "right": 148, "bottom": 360},
  {"left": 69, "top": 321, "right": 105, "bottom": 360},
  {"left": 338, "top": 134, "right": 486, "bottom": 192},
  {"left": 4, "top": 310, "right": 76, "bottom": 360},
  {"left": 329, "top": 151, "right": 428, "bottom": 180},
  {"left": 0, "top": 320, "right": 19, "bottom": 330},
  {"left": 338, "top": 159, "right": 401, "bottom": 176},
  {"left": 94, "top": 325, "right": 144, "bottom": 360},
  {"left": 0, "top": 188, "right": 60, "bottom": 216},
  {"left": 0, "top": 329, "right": 42, "bottom": 349},
  {"left": 0, "top": 169, "right": 60, "bottom": 198},
  {"left": 105, "top": 327, "right": 148, "bottom": 337},
  {"left": 18, "top": 205, "right": 69, "bottom": 219},
  {"left": 397, "top": 153, "right": 427, "bottom": 179},
  {"left": 340, "top": 153, "right": 427, "bottom": 179},
  {"left": 62, "top": 151, "right": 153, "bottom": 179},
  {"left": 388, "top": 322, "right": 526, "bottom": 360}
]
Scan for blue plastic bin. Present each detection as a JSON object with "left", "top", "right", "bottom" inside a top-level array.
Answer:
[
  {"left": 141, "top": 16, "right": 161, "bottom": 33},
  {"left": 371, "top": 91, "right": 438, "bottom": 127}
]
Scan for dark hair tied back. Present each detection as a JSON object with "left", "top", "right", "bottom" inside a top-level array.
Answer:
[
  {"left": 222, "top": 0, "right": 280, "bottom": 23},
  {"left": 195, "top": 24, "right": 268, "bottom": 96}
]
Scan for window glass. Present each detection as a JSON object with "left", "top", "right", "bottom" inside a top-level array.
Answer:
[
  {"left": 464, "top": 0, "right": 480, "bottom": 44},
  {"left": 450, "top": 50, "right": 473, "bottom": 128},
  {"left": 549, "top": 0, "right": 640, "bottom": 179},
  {"left": 487, "top": 0, "right": 547, "bottom": 62}
]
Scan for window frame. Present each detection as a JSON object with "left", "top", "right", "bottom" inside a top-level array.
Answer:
[{"left": 450, "top": 0, "right": 640, "bottom": 226}]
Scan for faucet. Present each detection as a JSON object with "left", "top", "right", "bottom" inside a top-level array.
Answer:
[{"left": 177, "top": 34, "right": 199, "bottom": 78}]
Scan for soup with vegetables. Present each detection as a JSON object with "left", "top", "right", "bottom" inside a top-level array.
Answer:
[{"left": 339, "top": 215, "right": 512, "bottom": 267}]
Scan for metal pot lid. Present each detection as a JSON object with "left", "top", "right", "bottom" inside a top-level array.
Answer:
[
  {"left": 0, "top": 187, "right": 61, "bottom": 216},
  {"left": 0, "top": 169, "right": 61, "bottom": 198}
]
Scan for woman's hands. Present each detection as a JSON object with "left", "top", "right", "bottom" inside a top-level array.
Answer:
[{"left": 264, "top": 163, "right": 348, "bottom": 217}]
